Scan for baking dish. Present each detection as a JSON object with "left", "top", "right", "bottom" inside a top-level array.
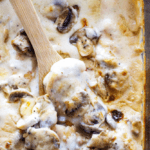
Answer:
[{"left": 144, "top": 0, "right": 150, "bottom": 149}]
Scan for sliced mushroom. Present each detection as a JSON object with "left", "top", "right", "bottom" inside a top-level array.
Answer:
[
  {"left": 85, "top": 28, "right": 100, "bottom": 45},
  {"left": 80, "top": 122, "right": 103, "bottom": 134},
  {"left": 65, "top": 91, "right": 90, "bottom": 117},
  {"left": 72, "top": 5, "right": 80, "bottom": 16},
  {"left": 69, "top": 28, "right": 86, "bottom": 44},
  {"left": 111, "top": 110, "right": 124, "bottom": 122},
  {"left": 44, "top": 74, "right": 90, "bottom": 118},
  {"left": 70, "top": 27, "right": 100, "bottom": 57},
  {"left": 87, "top": 130, "right": 114, "bottom": 149},
  {"left": 11, "top": 29, "right": 34, "bottom": 56},
  {"left": 56, "top": 6, "right": 79, "bottom": 33},
  {"left": 70, "top": 27, "right": 100, "bottom": 44},
  {"left": 24, "top": 127, "right": 60, "bottom": 150},
  {"left": 8, "top": 89, "right": 33, "bottom": 102},
  {"left": 41, "top": 0, "right": 68, "bottom": 21},
  {"left": 80, "top": 102, "right": 107, "bottom": 134}
]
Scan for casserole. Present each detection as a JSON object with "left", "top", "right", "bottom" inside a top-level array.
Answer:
[{"left": 0, "top": 0, "right": 146, "bottom": 149}]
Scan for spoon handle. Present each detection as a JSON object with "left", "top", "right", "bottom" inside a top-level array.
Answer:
[{"left": 10, "top": 0, "right": 62, "bottom": 95}]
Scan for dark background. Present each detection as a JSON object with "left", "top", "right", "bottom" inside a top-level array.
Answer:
[{"left": 144, "top": 0, "right": 150, "bottom": 149}]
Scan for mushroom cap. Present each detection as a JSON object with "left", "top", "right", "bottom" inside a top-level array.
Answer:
[
  {"left": 8, "top": 89, "right": 33, "bottom": 102},
  {"left": 56, "top": 6, "right": 78, "bottom": 34},
  {"left": 40, "top": 0, "right": 68, "bottom": 21},
  {"left": 11, "top": 29, "right": 34, "bottom": 57},
  {"left": 69, "top": 27, "right": 100, "bottom": 45},
  {"left": 70, "top": 27, "right": 100, "bottom": 57}
]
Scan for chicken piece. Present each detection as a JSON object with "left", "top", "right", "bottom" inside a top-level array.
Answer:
[
  {"left": 105, "top": 68, "right": 129, "bottom": 91},
  {"left": 54, "top": 125, "right": 88, "bottom": 149},
  {"left": 106, "top": 113, "right": 117, "bottom": 129},
  {"left": 24, "top": 127, "right": 60, "bottom": 150},
  {"left": 96, "top": 54, "right": 118, "bottom": 69},
  {"left": 16, "top": 93, "right": 40, "bottom": 130},
  {"left": 131, "top": 120, "right": 142, "bottom": 135},
  {"left": 17, "top": 113, "right": 40, "bottom": 130},
  {"left": 96, "top": 66, "right": 129, "bottom": 101},
  {"left": 8, "top": 74, "right": 30, "bottom": 89},
  {"left": 87, "top": 130, "right": 114, "bottom": 149},
  {"left": 11, "top": 29, "right": 34, "bottom": 56},
  {"left": 97, "top": 76, "right": 109, "bottom": 101},
  {"left": 8, "top": 89, "right": 40, "bottom": 130},
  {"left": 0, "top": 114, "right": 22, "bottom": 150},
  {"left": 130, "top": 116, "right": 142, "bottom": 136},
  {"left": 17, "top": 94, "right": 57, "bottom": 130},
  {"left": 35, "top": 95, "right": 57, "bottom": 128}
]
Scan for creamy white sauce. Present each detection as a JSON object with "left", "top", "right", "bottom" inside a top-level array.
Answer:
[{"left": 0, "top": 0, "right": 144, "bottom": 149}]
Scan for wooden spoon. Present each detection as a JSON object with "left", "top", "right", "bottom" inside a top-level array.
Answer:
[{"left": 9, "top": 0, "right": 62, "bottom": 95}]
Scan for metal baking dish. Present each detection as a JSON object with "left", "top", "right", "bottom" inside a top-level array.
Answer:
[{"left": 144, "top": 0, "right": 150, "bottom": 149}]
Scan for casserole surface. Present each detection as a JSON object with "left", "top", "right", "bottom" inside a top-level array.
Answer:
[{"left": 0, "top": 0, "right": 145, "bottom": 149}]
